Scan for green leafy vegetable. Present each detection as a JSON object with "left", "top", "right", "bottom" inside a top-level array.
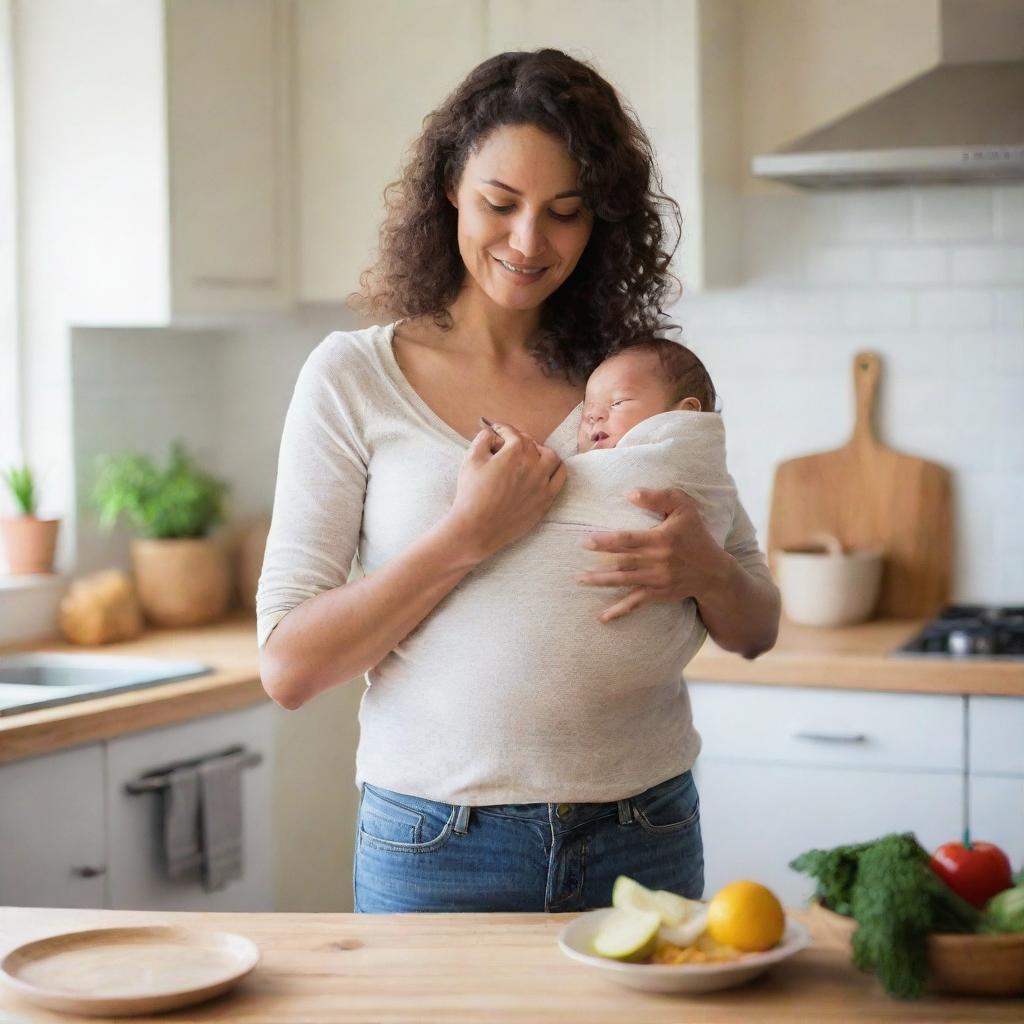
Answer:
[{"left": 790, "top": 833, "right": 981, "bottom": 1000}]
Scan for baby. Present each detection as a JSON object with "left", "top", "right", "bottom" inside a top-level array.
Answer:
[{"left": 576, "top": 338, "right": 717, "bottom": 453}]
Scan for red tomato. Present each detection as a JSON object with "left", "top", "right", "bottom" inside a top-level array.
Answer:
[{"left": 929, "top": 841, "right": 1013, "bottom": 909}]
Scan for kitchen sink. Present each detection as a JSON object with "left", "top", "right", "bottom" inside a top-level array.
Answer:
[{"left": 0, "top": 653, "right": 212, "bottom": 716}]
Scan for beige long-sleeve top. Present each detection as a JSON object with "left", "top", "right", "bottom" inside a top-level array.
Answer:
[{"left": 256, "top": 322, "right": 772, "bottom": 805}]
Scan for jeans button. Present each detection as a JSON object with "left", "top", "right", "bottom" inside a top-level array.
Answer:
[{"left": 556, "top": 803, "right": 573, "bottom": 818}]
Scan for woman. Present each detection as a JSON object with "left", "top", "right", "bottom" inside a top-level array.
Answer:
[{"left": 257, "top": 49, "right": 779, "bottom": 913}]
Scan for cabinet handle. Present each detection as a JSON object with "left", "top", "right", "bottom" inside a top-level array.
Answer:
[
  {"left": 793, "top": 731, "right": 868, "bottom": 744},
  {"left": 70, "top": 865, "right": 107, "bottom": 878}
]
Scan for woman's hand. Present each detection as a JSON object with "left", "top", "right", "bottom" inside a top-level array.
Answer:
[
  {"left": 447, "top": 422, "right": 566, "bottom": 561},
  {"left": 576, "top": 487, "right": 730, "bottom": 623}
]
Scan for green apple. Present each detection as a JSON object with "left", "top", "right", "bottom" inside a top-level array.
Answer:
[
  {"left": 612, "top": 874, "right": 709, "bottom": 946},
  {"left": 593, "top": 908, "right": 661, "bottom": 962}
]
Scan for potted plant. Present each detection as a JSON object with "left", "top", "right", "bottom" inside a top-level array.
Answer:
[
  {"left": 1, "top": 464, "right": 60, "bottom": 574},
  {"left": 92, "top": 441, "right": 231, "bottom": 627}
]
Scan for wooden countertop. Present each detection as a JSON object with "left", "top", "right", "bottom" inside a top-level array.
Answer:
[
  {"left": 0, "top": 905, "right": 1016, "bottom": 1023},
  {"left": 2, "top": 614, "right": 1022, "bottom": 766},
  {"left": 0, "top": 613, "right": 266, "bottom": 765},
  {"left": 689, "top": 617, "right": 1024, "bottom": 698}
]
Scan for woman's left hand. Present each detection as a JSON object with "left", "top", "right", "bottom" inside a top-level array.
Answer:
[{"left": 576, "top": 488, "right": 729, "bottom": 623}]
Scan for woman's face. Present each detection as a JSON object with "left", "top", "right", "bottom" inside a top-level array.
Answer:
[{"left": 447, "top": 124, "right": 594, "bottom": 312}]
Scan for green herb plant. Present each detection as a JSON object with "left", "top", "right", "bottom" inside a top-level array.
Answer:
[
  {"left": 1, "top": 465, "right": 37, "bottom": 516},
  {"left": 791, "top": 833, "right": 981, "bottom": 1000},
  {"left": 92, "top": 442, "right": 229, "bottom": 540}
]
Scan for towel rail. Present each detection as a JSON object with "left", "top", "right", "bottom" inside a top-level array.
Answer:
[{"left": 124, "top": 745, "right": 262, "bottom": 795}]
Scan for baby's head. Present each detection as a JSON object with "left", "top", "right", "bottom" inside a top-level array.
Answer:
[{"left": 577, "top": 338, "right": 716, "bottom": 452}]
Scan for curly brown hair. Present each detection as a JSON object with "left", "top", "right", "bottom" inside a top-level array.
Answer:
[{"left": 352, "top": 48, "right": 682, "bottom": 386}]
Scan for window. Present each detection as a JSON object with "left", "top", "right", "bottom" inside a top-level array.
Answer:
[{"left": 0, "top": 0, "right": 19, "bottom": 473}]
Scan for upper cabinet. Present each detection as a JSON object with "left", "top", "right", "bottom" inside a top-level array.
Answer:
[
  {"left": 17, "top": 0, "right": 291, "bottom": 325},
  {"left": 293, "top": 0, "right": 485, "bottom": 303},
  {"left": 165, "top": 0, "right": 292, "bottom": 317},
  {"left": 293, "top": 0, "right": 742, "bottom": 297}
]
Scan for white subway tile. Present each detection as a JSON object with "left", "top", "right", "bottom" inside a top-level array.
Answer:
[
  {"left": 917, "top": 289, "right": 994, "bottom": 329},
  {"left": 913, "top": 188, "right": 994, "bottom": 241},
  {"left": 993, "top": 331, "right": 1024, "bottom": 373},
  {"left": 994, "top": 185, "right": 1024, "bottom": 239},
  {"left": 951, "top": 246, "right": 1024, "bottom": 284},
  {"left": 994, "top": 475, "right": 1024, "bottom": 600},
  {"left": 875, "top": 332, "right": 995, "bottom": 380},
  {"left": 991, "top": 381, "right": 1024, "bottom": 472},
  {"left": 994, "top": 290, "right": 1024, "bottom": 330},
  {"left": 834, "top": 191, "right": 913, "bottom": 241},
  {"left": 952, "top": 472, "right": 1000, "bottom": 602},
  {"left": 876, "top": 248, "right": 948, "bottom": 285},
  {"left": 767, "top": 291, "right": 844, "bottom": 329},
  {"left": 841, "top": 290, "right": 916, "bottom": 330},
  {"left": 804, "top": 247, "right": 874, "bottom": 285}
]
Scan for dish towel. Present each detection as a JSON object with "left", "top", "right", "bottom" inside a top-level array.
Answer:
[
  {"left": 162, "top": 765, "right": 203, "bottom": 880},
  {"left": 198, "top": 751, "right": 245, "bottom": 892}
]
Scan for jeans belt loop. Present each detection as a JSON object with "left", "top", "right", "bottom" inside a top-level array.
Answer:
[
  {"left": 616, "top": 799, "right": 633, "bottom": 826},
  {"left": 454, "top": 804, "right": 471, "bottom": 835}
]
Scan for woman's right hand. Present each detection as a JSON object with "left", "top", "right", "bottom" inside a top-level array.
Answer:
[{"left": 447, "top": 422, "right": 566, "bottom": 560}]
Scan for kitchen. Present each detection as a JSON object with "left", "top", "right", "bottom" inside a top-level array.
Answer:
[{"left": 1, "top": 0, "right": 1023, "bottom": 1019}]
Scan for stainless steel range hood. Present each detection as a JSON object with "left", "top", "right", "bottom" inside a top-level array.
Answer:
[{"left": 753, "top": 2, "right": 1024, "bottom": 189}]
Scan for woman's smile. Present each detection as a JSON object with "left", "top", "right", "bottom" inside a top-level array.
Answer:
[{"left": 449, "top": 123, "right": 593, "bottom": 311}]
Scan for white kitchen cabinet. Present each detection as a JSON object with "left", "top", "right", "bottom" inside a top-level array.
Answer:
[
  {"left": 693, "top": 760, "right": 957, "bottom": 906},
  {"left": 482, "top": 0, "right": 740, "bottom": 290},
  {"left": 970, "top": 776, "right": 1024, "bottom": 871},
  {"left": 0, "top": 743, "right": 107, "bottom": 908},
  {"left": 968, "top": 696, "right": 1024, "bottom": 867},
  {"left": 164, "top": 0, "right": 292, "bottom": 317},
  {"left": 294, "top": 0, "right": 740, "bottom": 300},
  {"left": 19, "top": 0, "right": 291, "bottom": 326},
  {"left": 106, "top": 702, "right": 276, "bottom": 911},
  {"left": 293, "top": 0, "right": 484, "bottom": 302},
  {"left": 688, "top": 682, "right": 965, "bottom": 905}
]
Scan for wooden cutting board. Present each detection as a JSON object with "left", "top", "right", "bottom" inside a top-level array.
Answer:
[{"left": 767, "top": 351, "right": 952, "bottom": 619}]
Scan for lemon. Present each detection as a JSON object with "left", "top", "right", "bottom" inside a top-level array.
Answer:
[
  {"left": 611, "top": 875, "right": 708, "bottom": 946},
  {"left": 706, "top": 880, "right": 785, "bottom": 952},
  {"left": 593, "top": 907, "right": 661, "bottom": 962}
]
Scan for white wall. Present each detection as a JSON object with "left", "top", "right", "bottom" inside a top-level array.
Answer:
[{"left": 677, "top": 185, "right": 1024, "bottom": 603}]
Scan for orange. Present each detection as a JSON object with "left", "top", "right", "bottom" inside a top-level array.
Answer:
[{"left": 706, "top": 880, "right": 785, "bottom": 952}]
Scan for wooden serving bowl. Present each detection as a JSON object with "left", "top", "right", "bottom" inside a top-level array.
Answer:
[{"left": 809, "top": 902, "right": 1024, "bottom": 996}]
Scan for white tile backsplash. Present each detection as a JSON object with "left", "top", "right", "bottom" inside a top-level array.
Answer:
[{"left": 67, "top": 188, "right": 1022, "bottom": 604}]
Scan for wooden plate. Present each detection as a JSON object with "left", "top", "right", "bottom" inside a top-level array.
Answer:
[{"left": 0, "top": 925, "right": 260, "bottom": 1017}]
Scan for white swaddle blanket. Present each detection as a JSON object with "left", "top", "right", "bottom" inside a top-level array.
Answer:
[
  {"left": 420, "top": 410, "right": 738, "bottom": 730},
  {"left": 548, "top": 409, "right": 736, "bottom": 545}
]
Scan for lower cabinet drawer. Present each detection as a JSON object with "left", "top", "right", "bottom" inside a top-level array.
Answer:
[
  {"left": 968, "top": 696, "right": 1024, "bottom": 775},
  {"left": 687, "top": 681, "right": 963, "bottom": 772}
]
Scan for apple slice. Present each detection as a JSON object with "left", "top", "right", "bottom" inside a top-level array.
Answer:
[{"left": 593, "top": 908, "right": 662, "bottom": 962}]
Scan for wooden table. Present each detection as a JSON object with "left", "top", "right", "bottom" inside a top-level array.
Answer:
[{"left": 1, "top": 906, "right": 1019, "bottom": 1022}]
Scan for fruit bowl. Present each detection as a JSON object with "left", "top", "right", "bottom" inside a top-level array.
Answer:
[
  {"left": 810, "top": 902, "right": 1024, "bottom": 997},
  {"left": 558, "top": 908, "right": 810, "bottom": 994}
]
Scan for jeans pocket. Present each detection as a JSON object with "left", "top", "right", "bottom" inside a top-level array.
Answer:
[
  {"left": 358, "top": 783, "right": 456, "bottom": 854},
  {"left": 631, "top": 771, "right": 701, "bottom": 836}
]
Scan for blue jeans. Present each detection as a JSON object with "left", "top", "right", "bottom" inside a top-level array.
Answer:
[{"left": 352, "top": 770, "right": 704, "bottom": 913}]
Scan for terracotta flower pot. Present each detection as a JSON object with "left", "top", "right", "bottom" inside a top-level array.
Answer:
[
  {"left": 130, "top": 537, "right": 230, "bottom": 627},
  {"left": 0, "top": 516, "right": 60, "bottom": 574}
]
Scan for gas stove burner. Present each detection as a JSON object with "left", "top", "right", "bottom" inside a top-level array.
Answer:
[{"left": 895, "top": 604, "right": 1024, "bottom": 660}]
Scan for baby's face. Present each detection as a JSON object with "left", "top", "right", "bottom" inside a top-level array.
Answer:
[{"left": 577, "top": 350, "right": 683, "bottom": 453}]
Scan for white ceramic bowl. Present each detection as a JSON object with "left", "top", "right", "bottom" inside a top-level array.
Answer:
[
  {"left": 774, "top": 547, "right": 884, "bottom": 626},
  {"left": 558, "top": 909, "right": 811, "bottom": 994}
]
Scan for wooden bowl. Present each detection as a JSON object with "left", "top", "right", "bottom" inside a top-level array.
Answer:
[{"left": 809, "top": 902, "right": 1024, "bottom": 996}]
